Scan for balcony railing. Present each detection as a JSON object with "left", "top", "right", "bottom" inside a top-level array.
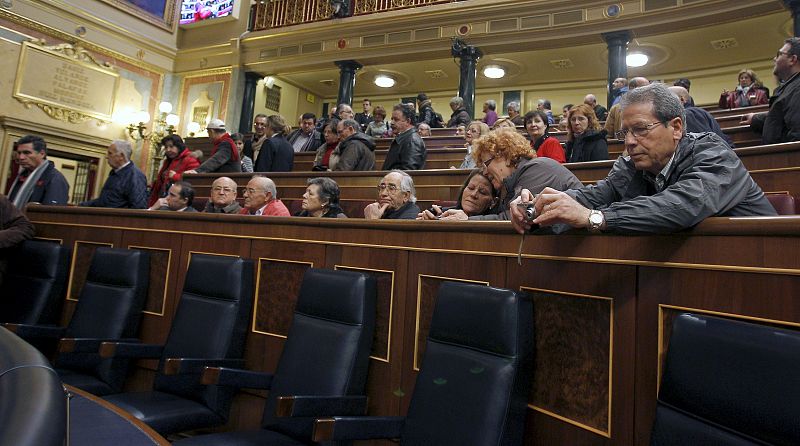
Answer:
[{"left": 250, "top": 0, "right": 456, "bottom": 31}]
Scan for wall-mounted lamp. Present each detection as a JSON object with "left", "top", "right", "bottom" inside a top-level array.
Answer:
[
  {"left": 124, "top": 101, "right": 179, "bottom": 142},
  {"left": 264, "top": 76, "right": 275, "bottom": 89},
  {"left": 187, "top": 122, "right": 202, "bottom": 137}
]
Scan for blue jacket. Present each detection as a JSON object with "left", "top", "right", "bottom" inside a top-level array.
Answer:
[
  {"left": 81, "top": 162, "right": 147, "bottom": 209},
  {"left": 9, "top": 161, "right": 69, "bottom": 205}
]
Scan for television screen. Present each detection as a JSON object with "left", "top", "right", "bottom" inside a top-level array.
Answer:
[{"left": 179, "top": 0, "right": 234, "bottom": 25}]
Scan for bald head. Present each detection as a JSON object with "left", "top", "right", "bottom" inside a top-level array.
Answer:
[
  {"left": 629, "top": 77, "right": 650, "bottom": 89},
  {"left": 210, "top": 176, "right": 238, "bottom": 207},
  {"left": 668, "top": 86, "right": 691, "bottom": 106},
  {"left": 583, "top": 94, "right": 597, "bottom": 106},
  {"left": 612, "top": 77, "right": 627, "bottom": 89}
]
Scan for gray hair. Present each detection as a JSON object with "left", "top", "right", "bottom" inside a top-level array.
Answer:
[
  {"left": 620, "top": 83, "right": 686, "bottom": 134},
  {"left": 383, "top": 170, "right": 416, "bottom": 203},
  {"left": 337, "top": 104, "right": 353, "bottom": 114},
  {"left": 307, "top": 177, "right": 340, "bottom": 208},
  {"left": 251, "top": 175, "right": 277, "bottom": 198},
  {"left": 111, "top": 140, "right": 132, "bottom": 161},
  {"left": 450, "top": 96, "right": 464, "bottom": 107},
  {"left": 485, "top": 99, "right": 496, "bottom": 110},
  {"left": 507, "top": 101, "right": 520, "bottom": 112},
  {"left": 341, "top": 119, "right": 360, "bottom": 132}
]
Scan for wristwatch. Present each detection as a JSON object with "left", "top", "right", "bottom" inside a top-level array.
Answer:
[{"left": 587, "top": 210, "right": 604, "bottom": 233}]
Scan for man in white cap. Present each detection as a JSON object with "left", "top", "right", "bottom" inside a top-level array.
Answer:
[{"left": 185, "top": 118, "right": 241, "bottom": 174}]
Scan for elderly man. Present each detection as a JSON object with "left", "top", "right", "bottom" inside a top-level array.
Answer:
[
  {"left": 186, "top": 119, "right": 240, "bottom": 174},
  {"left": 742, "top": 37, "right": 800, "bottom": 144},
  {"left": 287, "top": 113, "right": 320, "bottom": 153},
  {"left": 330, "top": 119, "right": 376, "bottom": 171},
  {"left": 0, "top": 194, "right": 34, "bottom": 283},
  {"left": 511, "top": 83, "right": 775, "bottom": 234},
  {"left": 481, "top": 100, "right": 498, "bottom": 127},
  {"left": 148, "top": 181, "right": 197, "bottom": 212},
  {"left": 364, "top": 170, "right": 420, "bottom": 220},
  {"left": 337, "top": 104, "right": 355, "bottom": 121},
  {"left": 610, "top": 77, "right": 628, "bottom": 107},
  {"left": 507, "top": 101, "right": 523, "bottom": 126},
  {"left": 605, "top": 77, "right": 650, "bottom": 134},
  {"left": 417, "top": 123, "right": 432, "bottom": 137},
  {"left": 239, "top": 175, "right": 290, "bottom": 216},
  {"left": 583, "top": 94, "right": 607, "bottom": 121},
  {"left": 446, "top": 97, "right": 471, "bottom": 128},
  {"left": 668, "top": 85, "right": 733, "bottom": 148},
  {"left": 354, "top": 98, "right": 373, "bottom": 130},
  {"left": 382, "top": 104, "right": 426, "bottom": 170},
  {"left": 7, "top": 135, "right": 69, "bottom": 207},
  {"left": 204, "top": 177, "right": 241, "bottom": 213},
  {"left": 80, "top": 140, "right": 147, "bottom": 209}
]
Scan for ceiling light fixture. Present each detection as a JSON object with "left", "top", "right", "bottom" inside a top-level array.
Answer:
[
  {"left": 626, "top": 52, "right": 648, "bottom": 67},
  {"left": 483, "top": 65, "right": 505, "bottom": 79},
  {"left": 374, "top": 75, "right": 395, "bottom": 88}
]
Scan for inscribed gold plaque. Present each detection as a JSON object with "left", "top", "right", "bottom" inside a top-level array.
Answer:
[{"left": 14, "top": 42, "right": 120, "bottom": 121}]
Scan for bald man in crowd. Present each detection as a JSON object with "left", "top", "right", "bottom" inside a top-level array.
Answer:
[
  {"left": 239, "top": 175, "right": 290, "bottom": 216},
  {"left": 583, "top": 94, "right": 607, "bottom": 121},
  {"left": 669, "top": 85, "right": 733, "bottom": 148},
  {"left": 203, "top": 177, "right": 241, "bottom": 214}
]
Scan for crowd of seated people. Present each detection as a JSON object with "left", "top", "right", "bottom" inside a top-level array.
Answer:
[{"left": 5, "top": 38, "right": 798, "bottom": 234}]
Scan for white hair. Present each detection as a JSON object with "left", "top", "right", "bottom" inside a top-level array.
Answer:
[
  {"left": 251, "top": 175, "right": 278, "bottom": 198},
  {"left": 111, "top": 140, "right": 132, "bottom": 161}
]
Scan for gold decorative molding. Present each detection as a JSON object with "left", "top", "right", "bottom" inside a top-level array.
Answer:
[{"left": 14, "top": 40, "right": 119, "bottom": 124}]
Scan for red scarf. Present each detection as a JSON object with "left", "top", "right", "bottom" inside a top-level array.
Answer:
[{"left": 212, "top": 133, "right": 239, "bottom": 161}]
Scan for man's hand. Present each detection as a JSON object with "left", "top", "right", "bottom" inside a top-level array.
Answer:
[
  {"left": 148, "top": 197, "right": 167, "bottom": 211},
  {"left": 364, "top": 202, "right": 389, "bottom": 220},
  {"left": 416, "top": 204, "right": 442, "bottom": 220},
  {"left": 740, "top": 113, "right": 754, "bottom": 125},
  {"left": 532, "top": 188, "right": 591, "bottom": 228},
  {"left": 184, "top": 169, "right": 197, "bottom": 175},
  {"left": 509, "top": 189, "right": 535, "bottom": 234}
]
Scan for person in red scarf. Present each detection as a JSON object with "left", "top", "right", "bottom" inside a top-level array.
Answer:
[
  {"left": 186, "top": 119, "right": 241, "bottom": 174},
  {"left": 147, "top": 135, "right": 199, "bottom": 207}
]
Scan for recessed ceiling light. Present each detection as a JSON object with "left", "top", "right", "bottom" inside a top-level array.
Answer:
[
  {"left": 483, "top": 65, "right": 505, "bottom": 79},
  {"left": 374, "top": 75, "right": 395, "bottom": 88},
  {"left": 626, "top": 52, "right": 648, "bottom": 67}
]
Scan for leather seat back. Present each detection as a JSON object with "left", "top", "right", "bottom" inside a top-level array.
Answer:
[
  {"left": 0, "top": 326, "right": 66, "bottom": 446},
  {"left": 652, "top": 313, "right": 800, "bottom": 445},
  {"left": 0, "top": 240, "right": 70, "bottom": 325},
  {"left": 56, "top": 248, "right": 150, "bottom": 392},
  {"left": 401, "top": 281, "right": 534, "bottom": 446},
  {"left": 154, "top": 254, "right": 254, "bottom": 417},
  {"left": 261, "top": 268, "right": 377, "bottom": 438}
]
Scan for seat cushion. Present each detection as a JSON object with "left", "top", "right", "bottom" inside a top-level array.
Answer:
[
  {"left": 172, "top": 429, "right": 307, "bottom": 446},
  {"left": 57, "top": 369, "right": 116, "bottom": 396},
  {"left": 103, "top": 391, "right": 224, "bottom": 435}
]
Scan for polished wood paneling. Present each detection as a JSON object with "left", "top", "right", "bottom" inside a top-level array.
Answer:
[
  {"left": 253, "top": 258, "right": 312, "bottom": 337},
  {"left": 25, "top": 207, "right": 800, "bottom": 446}
]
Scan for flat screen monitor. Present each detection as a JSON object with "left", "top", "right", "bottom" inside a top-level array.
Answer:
[{"left": 179, "top": 0, "right": 235, "bottom": 25}]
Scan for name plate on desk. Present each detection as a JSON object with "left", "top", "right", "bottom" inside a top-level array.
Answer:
[{"left": 13, "top": 41, "right": 119, "bottom": 123}]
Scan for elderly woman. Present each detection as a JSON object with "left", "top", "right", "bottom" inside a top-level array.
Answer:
[
  {"left": 312, "top": 121, "right": 339, "bottom": 171},
  {"left": 565, "top": 104, "right": 608, "bottom": 163},
  {"left": 366, "top": 105, "right": 389, "bottom": 137},
  {"left": 417, "top": 170, "right": 497, "bottom": 220},
  {"left": 467, "top": 128, "right": 582, "bottom": 220},
  {"left": 458, "top": 121, "right": 490, "bottom": 169},
  {"left": 719, "top": 69, "right": 769, "bottom": 109},
  {"left": 524, "top": 110, "right": 565, "bottom": 163},
  {"left": 295, "top": 177, "right": 346, "bottom": 218}
]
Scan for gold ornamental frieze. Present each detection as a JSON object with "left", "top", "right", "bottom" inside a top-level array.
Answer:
[{"left": 13, "top": 40, "right": 120, "bottom": 124}]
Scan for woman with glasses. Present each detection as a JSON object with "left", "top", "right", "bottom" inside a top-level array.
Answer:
[
  {"left": 312, "top": 121, "right": 339, "bottom": 171},
  {"left": 417, "top": 170, "right": 498, "bottom": 220},
  {"left": 718, "top": 69, "right": 769, "bottom": 109},
  {"left": 470, "top": 128, "right": 581, "bottom": 220},
  {"left": 457, "top": 121, "right": 490, "bottom": 169},
  {"left": 565, "top": 104, "right": 608, "bottom": 163},
  {"left": 524, "top": 110, "right": 566, "bottom": 163},
  {"left": 295, "top": 177, "right": 346, "bottom": 218}
]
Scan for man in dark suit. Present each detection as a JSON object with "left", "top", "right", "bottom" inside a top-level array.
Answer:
[
  {"left": 7, "top": 135, "right": 69, "bottom": 207},
  {"left": 254, "top": 114, "right": 295, "bottom": 172}
]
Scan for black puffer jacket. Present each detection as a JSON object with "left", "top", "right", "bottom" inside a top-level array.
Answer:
[
  {"left": 382, "top": 128, "right": 426, "bottom": 170},
  {"left": 565, "top": 130, "right": 609, "bottom": 163}
]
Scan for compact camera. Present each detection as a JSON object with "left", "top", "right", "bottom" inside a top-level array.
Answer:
[{"left": 517, "top": 203, "right": 536, "bottom": 221}]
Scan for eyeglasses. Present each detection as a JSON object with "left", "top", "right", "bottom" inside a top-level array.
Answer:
[
  {"left": 482, "top": 156, "right": 495, "bottom": 169},
  {"left": 212, "top": 187, "right": 235, "bottom": 193},
  {"left": 377, "top": 183, "right": 399, "bottom": 192},
  {"left": 776, "top": 50, "right": 790, "bottom": 59},
  {"left": 614, "top": 121, "right": 665, "bottom": 141}
]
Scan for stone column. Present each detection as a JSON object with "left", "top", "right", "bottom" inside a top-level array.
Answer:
[
  {"left": 785, "top": 0, "right": 800, "bottom": 37},
  {"left": 335, "top": 60, "right": 362, "bottom": 107},
  {"left": 238, "top": 72, "right": 261, "bottom": 133},
  {"left": 454, "top": 44, "right": 482, "bottom": 120},
  {"left": 602, "top": 30, "right": 632, "bottom": 109}
]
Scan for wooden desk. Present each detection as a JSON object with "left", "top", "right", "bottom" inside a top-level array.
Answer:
[{"left": 26, "top": 207, "right": 800, "bottom": 446}]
